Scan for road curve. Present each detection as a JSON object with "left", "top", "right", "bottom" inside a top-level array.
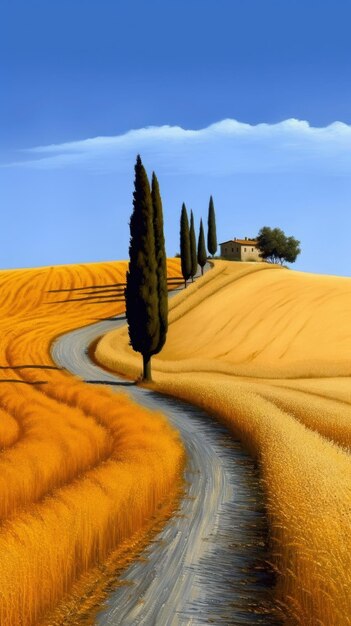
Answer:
[{"left": 51, "top": 293, "right": 278, "bottom": 625}]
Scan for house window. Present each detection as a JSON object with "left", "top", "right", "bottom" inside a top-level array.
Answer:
[
  {"left": 237, "top": 247, "right": 239, "bottom": 252},
  {"left": 225, "top": 247, "right": 227, "bottom": 252},
  {"left": 244, "top": 247, "right": 246, "bottom": 252},
  {"left": 252, "top": 248, "right": 254, "bottom": 252},
  {"left": 232, "top": 247, "right": 234, "bottom": 252}
]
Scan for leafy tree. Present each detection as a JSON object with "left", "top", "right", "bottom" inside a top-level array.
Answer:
[
  {"left": 283, "top": 236, "right": 301, "bottom": 263},
  {"left": 180, "top": 203, "right": 191, "bottom": 287},
  {"left": 207, "top": 195, "right": 217, "bottom": 257},
  {"left": 197, "top": 218, "right": 207, "bottom": 275},
  {"left": 256, "top": 226, "right": 301, "bottom": 265},
  {"left": 151, "top": 171, "right": 168, "bottom": 353},
  {"left": 189, "top": 210, "right": 197, "bottom": 282},
  {"left": 125, "top": 155, "right": 159, "bottom": 382}
]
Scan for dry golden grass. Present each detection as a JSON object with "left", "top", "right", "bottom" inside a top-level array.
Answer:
[
  {"left": 0, "top": 258, "right": 184, "bottom": 626},
  {"left": 96, "top": 260, "right": 351, "bottom": 626}
]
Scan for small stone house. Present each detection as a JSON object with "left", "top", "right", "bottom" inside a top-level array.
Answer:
[{"left": 219, "top": 237, "right": 262, "bottom": 261}]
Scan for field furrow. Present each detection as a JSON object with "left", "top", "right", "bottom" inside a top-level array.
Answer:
[
  {"left": 95, "top": 260, "right": 351, "bottom": 626},
  {"left": 0, "top": 258, "right": 184, "bottom": 626}
]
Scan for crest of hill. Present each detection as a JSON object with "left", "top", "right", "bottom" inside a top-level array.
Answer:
[
  {"left": 96, "top": 260, "right": 351, "bottom": 380},
  {"left": 95, "top": 260, "right": 351, "bottom": 626}
]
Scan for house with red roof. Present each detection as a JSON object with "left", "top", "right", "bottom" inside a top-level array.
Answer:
[{"left": 219, "top": 237, "right": 262, "bottom": 262}]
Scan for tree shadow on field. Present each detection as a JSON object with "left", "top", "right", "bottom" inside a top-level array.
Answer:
[
  {"left": 0, "top": 365, "right": 61, "bottom": 370},
  {"left": 0, "top": 364, "right": 62, "bottom": 385},
  {"left": 46, "top": 296, "right": 126, "bottom": 304},
  {"left": 45, "top": 277, "right": 184, "bottom": 304},
  {"left": 47, "top": 282, "right": 127, "bottom": 293},
  {"left": 47, "top": 277, "right": 183, "bottom": 295},
  {"left": 0, "top": 379, "right": 48, "bottom": 385}
]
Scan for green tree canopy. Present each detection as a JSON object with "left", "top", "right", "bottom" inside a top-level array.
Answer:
[
  {"left": 197, "top": 218, "right": 207, "bottom": 275},
  {"left": 189, "top": 210, "right": 197, "bottom": 281},
  {"left": 151, "top": 171, "right": 168, "bottom": 354},
  {"left": 256, "top": 226, "right": 301, "bottom": 265},
  {"left": 125, "top": 156, "right": 160, "bottom": 381},
  {"left": 207, "top": 195, "right": 217, "bottom": 257},
  {"left": 180, "top": 203, "right": 191, "bottom": 287}
]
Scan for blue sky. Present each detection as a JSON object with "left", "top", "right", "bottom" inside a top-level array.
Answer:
[{"left": 1, "top": 0, "right": 351, "bottom": 274}]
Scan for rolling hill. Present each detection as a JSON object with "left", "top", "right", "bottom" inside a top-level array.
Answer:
[
  {"left": 0, "top": 258, "right": 183, "bottom": 626},
  {"left": 96, "top": 260, "right": 351, "bottom": 626}
]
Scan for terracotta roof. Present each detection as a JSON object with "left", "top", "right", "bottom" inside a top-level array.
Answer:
[
  {"left": 235, "top": 239, "right": 258, "bottom": 246},
  {"left": 219, "top": 239, "right": 258, "bottom": 246}
]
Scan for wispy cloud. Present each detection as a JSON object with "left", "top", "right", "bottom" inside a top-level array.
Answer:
[{"left": 6, "top": 119, "right": 351, "bottom": 175}]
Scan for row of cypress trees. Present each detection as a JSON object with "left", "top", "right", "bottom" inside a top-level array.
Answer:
[
  {"left": 125, "top": 155, "right": 167, "bottom": 382},
  {"left": 125, "top": 155, "right": 218, "bottom": 381},
  {"left": 180, "top": 197, "right": 217, "bottom": 287}
]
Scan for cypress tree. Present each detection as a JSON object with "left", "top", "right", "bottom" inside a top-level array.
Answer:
[
  {"left": 180, "top": 203, "right": 191, "bottom": 288},
  {"left": 151, "top": 171, "right": 168, "bottom": 353},
  {"left": 189, "top": 210, "right": 197, "bottom": 282},
  {"left": 197, "top": 218, "right": 207, "bottom": 275},
  {"left": 125, "top": 155, "right": 159, "bottom": 381},
  {"left": 207, "top": 195, "right": 217, "bottom": 257}
]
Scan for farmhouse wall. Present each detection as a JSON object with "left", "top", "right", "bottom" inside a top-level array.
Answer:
[
  {"left": 220, "top": 242, "right": 241, "bottom": 260},
  {"left": 240, "top": 245, "right": 261, "bottom": 261},
  {"left": 220, "top": 239, "right": 262, "bottom": 262}
]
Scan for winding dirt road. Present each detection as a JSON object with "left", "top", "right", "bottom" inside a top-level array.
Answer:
[{"left": 51, "top": 287, "right": 278, "bottom": 625}]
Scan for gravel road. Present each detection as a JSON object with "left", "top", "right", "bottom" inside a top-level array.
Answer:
[{"left": 51, "top": 279, "right": 278, "bottom": 625}]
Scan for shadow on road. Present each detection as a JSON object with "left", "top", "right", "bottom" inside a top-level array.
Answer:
[
  {"left": 95, "top": 314, "right": 127, "bottom": 321},
  {"left": 84, "top": 379, "right": 137, "bottom": 387}
]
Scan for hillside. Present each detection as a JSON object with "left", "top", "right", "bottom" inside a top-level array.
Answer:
[
  {"left": 0, "top": 258, "right": 184, "bottom": 626},
  {"left": 96, "top": 261, "right": 351, "bottom": 626}
]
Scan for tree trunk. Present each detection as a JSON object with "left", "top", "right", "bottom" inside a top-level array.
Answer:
[
  {"left": 184, "top": 279, "right": 187, "bottom": 289},
  {"left": 142, "top": 353, "right": 152, "bottom": 382},
  {"left": 201, "top": 266, "right": 204, "bottom": 275}
]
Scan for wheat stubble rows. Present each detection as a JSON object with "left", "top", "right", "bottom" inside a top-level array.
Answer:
[
  {"left": 0, "top": 259, "right": 184, "bottom": 626},
  {"left": 96, "top": 261, "right": 351, "bottom": 626}
]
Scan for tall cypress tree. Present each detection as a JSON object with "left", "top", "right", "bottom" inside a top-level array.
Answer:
[
  {"left": 207, "top": 195, "right": 217, "bottom": 257},
  {"left": 151, "top": 171, "right": 168, "bottom": 353},
  {"left": 189, "top": 210, "right": 197, "bottom": 282},
  {"left": 180, "top": 203, "right": 191, "bottom": 288},
  {"left": 125, "top": 155, "right": 159, "bottom": 381},
  {"left": 197, "top": 218, "right": 207, "bottom": 275}
]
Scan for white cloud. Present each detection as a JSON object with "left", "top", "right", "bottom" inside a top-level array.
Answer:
[{"left": 6, "top": 118, "right": 351, "bottom": 175}]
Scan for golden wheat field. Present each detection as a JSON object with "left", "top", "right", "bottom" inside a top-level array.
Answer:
[
  {"left": 96, "top": 260, "right": 351, "bottom": 626},
  {"left": 0, "top": 258, "right": 184, "bottom": 626}
]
